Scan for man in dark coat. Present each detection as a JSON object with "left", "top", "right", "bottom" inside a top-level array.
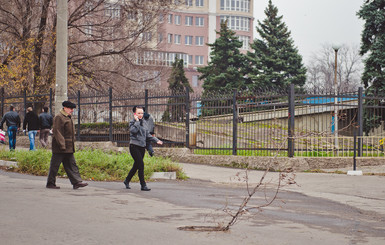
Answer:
[
  {"left": 39, "top": 106, "right": 53, "bottom": 148},
  {"left": 46, "top": 101, "right": 88, "bottom": 189},
  {"left": 23, "top": 106, "right": 40, "bottom": 150},
  {"left": 0, "top": 105, "right": 21, "bottom": 151}
]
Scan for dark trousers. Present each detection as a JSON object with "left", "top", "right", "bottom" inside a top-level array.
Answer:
[
  {"left": 146, "top": 140, "right": 154, "bottom": 154},
  {"left": 39, "top": 129, "right": 50, "bottom": 147},
  {"left": 47, "top": 153, "right": 82, "bottom": 186},
  {"left": 126, "top": 144, "right": 146, "bottom": 187}
]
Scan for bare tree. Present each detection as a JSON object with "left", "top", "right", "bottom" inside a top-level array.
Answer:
[
  {"left": 305, "top": 44, "right": 363, "bottom": 94},
  {"left": 0, "top": 0, "right": 175, "bottom": 96}
]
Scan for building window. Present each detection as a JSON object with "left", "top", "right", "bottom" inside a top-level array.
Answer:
[
  {"left": 143, "top": 32, "right": 152, "bottom": 42},
  {"left": 196, "top": 0, "right": 204, "bottom": 7},
  {"left": 220, "top": 16, "right": 250, "bottom": 31},
  {"left": 158, "top": 33, "right": 163, "bottom": 43},
  {"left": 168, "top": 34, "right": 173, "bottom": 43},
  {"left": 195, "top": 36, "right": 204, "bottom": 46},
  {"left": 185, "top": 35, "right": 193, "bottom": 45},
  {"left": 168, "top": 14, "right": 173, "bottom": 24},
  {"left": 85, "top": 23, "right": 92, "bottom": 36},
  {"left": 85, "top": 1, "right": 93, "bottom": 13},
  {"left": 159, "top": 13, "right": 164, "bottom": 22},
  {"left": 175, "top": 15, "right": 181, "bottom": 25},
  {"left": 196, "top": 17, "right": 204, "bottom": 27},
  {"left": 104, "top": 3, "right": 120, "bottom": 18},
  {"left": 220, "top": 0, "right": 250, "bottom": 12},
  {"left": 192, "top": 75, "right": 199, "bottom": 87},
  {"left": 127, "top": 10, "right": 137, "bottom": 20},
  {"left": 175, "top": 34, "right": 181, "bottom": 44},
  {"left": 237, "top": 35, "right": 250, "bottom": 50},
  {"left": 186, "top": 0, "right": 193, "bottom": 6},
  {"left": 195, "top": 55, "right": 204, "bottom": 65},
  {"left": 185, "top": 16, "right": 193, "bottom": 26},
  {"left": 188, "top": 55, "right": 193, "bottom": 65}
]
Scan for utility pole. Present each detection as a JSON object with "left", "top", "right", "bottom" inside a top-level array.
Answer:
[{"left": 55, "top": 0, "right": 68, "bottom": 113}]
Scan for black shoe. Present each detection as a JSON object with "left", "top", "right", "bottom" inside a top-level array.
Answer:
[
  {"left": 46, "top": 184, "right": 60, "bottom": 189},
  {"left": 149, "top": 151, "right": 154, "bottom": 157},
  {"left": 123, "top": 180, "right": 131, "bottom": 189},
  {"left": 141, "top": 186, "right": 151, "bottom": 191},
  {"left": 73, "top": 182, "right": 88, "bottom": 189}
]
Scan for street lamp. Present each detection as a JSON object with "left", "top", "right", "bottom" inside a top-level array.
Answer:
[{"left": 332, "top": 44, "right": 341, "bottom": 150}]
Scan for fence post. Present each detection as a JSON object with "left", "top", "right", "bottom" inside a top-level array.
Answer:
[
  {"left": 144, "top": 89, "right": 148, "bottom": 113},
  {"left": 357, "top": 87, "right": 363, "bottom": 157},
  {"left": 109, "top": 87, "right": 113, "bottom": 142},
  {"left": 232, "top": 89, "right": 238, "bottom": 156},
  {"left": 0, "top": 87, "right": 4, "bottom": 117},
  {"left": 288, "top": 84, "right": 295, "bottom": 157},
  {"left": 23, "top": 90, "right": 27, "bottom": 116},
  {"left": 185, "top": 87, "right": 190, "bottom": 148},
  {"left": 77, "top": 90, "right": 81, "bottom": 141},
  {"left": 49, "top": 88, "right": 53, "bottom": 116}
]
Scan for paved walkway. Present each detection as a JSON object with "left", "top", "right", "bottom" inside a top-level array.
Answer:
[
  {"left": 179, "top": 162, "right": 385, "bottom": 215},
  {"left": 1, "top": 155, "right": 385, "bottom": 244}
]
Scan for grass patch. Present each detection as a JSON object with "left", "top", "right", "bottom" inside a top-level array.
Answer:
[
  {"left": 0, "top": 148, "right": 187, "bottom": 182},
  {"left": 303, "top": 169, "right": 347, "bottom": 174},
  {"left": 193, "top": 148, "right": 287, "bottom": 157}
]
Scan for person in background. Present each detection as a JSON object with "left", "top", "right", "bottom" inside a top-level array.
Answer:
[
  {"left": 23, "top": 106, "right": 40, "bottom": 151},
  {"left": 143, "top": 110, "right": 155, "bottom": 157},
  {"left": 46, "top": 101, "right": 88, "bottom": 190},
  {"left": 0, "top": 105, "right": 21, "bottom": 151},
  {"left": 123, "top": 106, "right": 163, "bottom": 191},
  {"left": 39, "top": 106, "right": 53, "bottom": 148}
]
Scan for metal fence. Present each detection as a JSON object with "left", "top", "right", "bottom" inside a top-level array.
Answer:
[{"left": 1, "top": 86, "right": 384, "bottom": 157}]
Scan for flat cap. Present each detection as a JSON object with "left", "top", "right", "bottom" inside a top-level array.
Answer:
[{"left": 62, "top": 101, "right": 76, "bottom": 109}]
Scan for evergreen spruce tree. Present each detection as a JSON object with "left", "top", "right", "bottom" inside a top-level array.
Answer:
[
  {"left": 357, "top": 0, "right": 385, "bottom": 135},
  {"left": 162, "top": 58, "right": 192, "bottom": 122},
  {"left": 246, "top": 0, "right": 306, "bottom": 89},
  {"left": 198, "top": 21, "right": 246, "bottom": 93},
  {"left": 167, "top": 58, "right": 193, "bottom": 92}
]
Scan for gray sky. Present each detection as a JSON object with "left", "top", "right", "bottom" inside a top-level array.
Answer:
[{"left": 254, "top": 0, "right": 365, "bottom": 63}]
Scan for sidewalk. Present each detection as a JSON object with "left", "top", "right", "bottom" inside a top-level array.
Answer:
[{"left": 178, "top": 162, "right": 385, "bottom": 215}]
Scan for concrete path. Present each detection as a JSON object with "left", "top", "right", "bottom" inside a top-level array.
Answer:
[
  {"left": 179, "top": 163, "right": 385, "bottom": 216},
  {"left": 1, "top": 159, "right": 385, "bottom": 244}
]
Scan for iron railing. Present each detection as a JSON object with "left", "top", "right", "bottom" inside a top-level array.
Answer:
[{"left": 1, "top": 86, "right": 384, "bottom": 157}]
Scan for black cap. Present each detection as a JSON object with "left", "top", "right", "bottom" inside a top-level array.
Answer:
[{"left": 62, "top": 101, "right": 76, "bottom": 109}]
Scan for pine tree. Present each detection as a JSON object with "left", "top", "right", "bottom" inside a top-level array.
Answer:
[
  {"left": 166, "top": 58, "right": 193, "bottom": 91},
  {"left": 198, "top": 21, "right": 246, "bottom": 93},
  {"left": 162, "top": 58, "right": 192, "bottom": 122},
  {"left": 246, "top": 0, "right": 306, "bottom": 89},
  {"left": 357, "top": 0, "right": 385, "bottom": 93},
  {"left": 357, "top": 0, "right": 385, "bottom": 135}
]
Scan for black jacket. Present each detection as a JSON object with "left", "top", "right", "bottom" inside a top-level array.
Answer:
[
  {"left": 0, "top": 111, "right": 21, "bottom": 130},
  {"left": 23, "top": 111, "right": 40, "bottom": 131},
  {"left": 39, "top": 112, "right": 53, "bottom": 129}
]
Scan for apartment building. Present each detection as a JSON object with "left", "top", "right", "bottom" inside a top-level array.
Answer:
[
  {"left": 73, "top": 0, "right": 254, "bottom": 94},
  {"left": 155, "top": 0, "right": 254, "bottom": 94}
]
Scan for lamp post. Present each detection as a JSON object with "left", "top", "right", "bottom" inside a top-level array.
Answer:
[
  {"left": 332, "top": 44, "right": 341, "bottom": 150},
  {"left": 55, "top": 0, "right": 68, "bottom": 113}
]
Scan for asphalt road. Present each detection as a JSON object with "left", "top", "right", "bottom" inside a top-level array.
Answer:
[{"left": 1, "top": 169, "right": 385, "bottom": 245}]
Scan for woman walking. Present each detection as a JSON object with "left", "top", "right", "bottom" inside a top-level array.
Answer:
[{"left": 124, "top": 106, "right": 163, "bottom": 191}]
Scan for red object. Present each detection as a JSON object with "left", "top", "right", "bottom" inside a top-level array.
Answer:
[{"left": 0, "top": 130, "right": 5, "bottom": 144}]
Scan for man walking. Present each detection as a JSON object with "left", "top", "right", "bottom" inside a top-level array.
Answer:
[
  {"left": 0, "top": 105, "right": 21, "bottom": 151},
  {"left": 23, "top": 106, "right": 40, "bottom": 150},
  {"left": 46, "top": 101, "right": 88, "bottom": 189},
  {"left": 39, "top": 106, "right": 53, "bottom": 148}
]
